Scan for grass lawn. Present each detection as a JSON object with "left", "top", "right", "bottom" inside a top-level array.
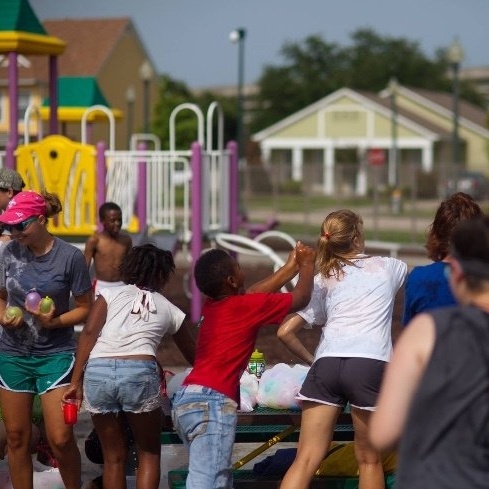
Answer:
[{"left": 243, "top": 193, "right": 433, "bottom": 245}]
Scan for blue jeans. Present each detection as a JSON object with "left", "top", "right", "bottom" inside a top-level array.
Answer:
[
  {"left": 84, "top": 358, "right": 162, "bottom": 414},
  {"left": 171, "top": 385, "right": 238, "bottom": 489}
]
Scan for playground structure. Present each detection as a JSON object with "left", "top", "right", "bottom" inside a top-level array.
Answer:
[{"left": 1, "top": 100, "right": 298, "bottom": 323}]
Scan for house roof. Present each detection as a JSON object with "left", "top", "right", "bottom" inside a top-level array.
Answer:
[
  {"left": 0, "top": 0, "right": 65, "bottom": 55},
  {"left": 359, "top": 91, "right": 451, "bottom": 138},
  {"left": 399, "top": 86, "right": 489, "bottom": 131},
  {"left": 253, "top": 86, "right": 489, "bottom": 142},
  {"left": 0, "top": 17, "right": 132, "bottom": 81},
  {"left": 41, "top": 18, "right": 132, "bottom": 76}
]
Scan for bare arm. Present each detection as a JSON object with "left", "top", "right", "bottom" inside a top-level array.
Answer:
[
  {"left": 247, "top": 248, "right": 299, "bottom": 293},
  {"left": 62, "top": 297, "right": 108, "bottom": 407},
  {"left": 84, "top": 234, "right": 98, "bottom": 269},
  {"left": 277, "top": 313, "right": 314, "bottom": 365},
  {"left": 369, "top": 313, "right": 436, "bottom": 451},
  {"left": 172, "top": 317, "right": 196, "bottom": 366},
  {"left": 288, "top": 243, "right": 316, "bottom": 312}
]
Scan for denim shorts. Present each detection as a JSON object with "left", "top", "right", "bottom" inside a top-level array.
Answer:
[
  {"left": 171, "top": 385, "right": 238, "bottom": 489},
  {"left": 83, "top": 358, "right": 162, "bottom": 414}
]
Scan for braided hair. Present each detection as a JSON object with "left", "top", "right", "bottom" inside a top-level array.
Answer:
[{"left": 119, "top": 244, "right": 175, "bottom": 292}]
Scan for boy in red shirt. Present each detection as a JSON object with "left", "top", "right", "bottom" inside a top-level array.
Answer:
[{"left": 171, "top": 242, "right": 316, "bottom": 489}]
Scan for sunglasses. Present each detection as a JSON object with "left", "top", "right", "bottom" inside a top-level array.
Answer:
[{"left": 3, "top": 216, "right": 39, "bottom": 233}]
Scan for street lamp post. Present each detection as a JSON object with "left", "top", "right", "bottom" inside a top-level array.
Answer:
[
  {"left": 139, "top": 60, "right": 153, "bottom": 134},
  {"left": 380, "top": 77, "right": 401, "bottom": 213},
  {"left": 387, "top": 77, "right": 399, "bottom": 189},
  {"left": 229, "top": 28, "right": 246, "bottom": 162},
  {"left": 447, "top": 39, "right": 464, "bottom": 187},
  {"left": 125, "top": 86, "right": 135, "bottom": 148}
]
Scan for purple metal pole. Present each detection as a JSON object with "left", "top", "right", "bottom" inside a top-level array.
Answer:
[
  {"left": 96, "top": 141, "right": 107, "bottom": 232},
  {"left": 190, "top": 141, "right": 203, "bottom": 323},
  {"left": 48, "top": 55, "right": 58, "bottom": 135},
  {"left": 137, "top": 142, "right": 147, "bottom": 233},
  {"left": 227, "top": 140, "right": 239, "bottom": 233},
  {"left": 7, "top": 52, "right": 19, "bottom": 169}
]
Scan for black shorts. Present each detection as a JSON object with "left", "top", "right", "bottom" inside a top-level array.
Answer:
[{"left": 298, "top": 357, "right": 386, "bottom": 410}]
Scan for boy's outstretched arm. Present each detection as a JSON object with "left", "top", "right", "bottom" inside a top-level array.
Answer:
[
  {"left": 247, "top": 241, "right": 312, "bottom": 293},
  {"left": 288, "top": 243, "right": 316, "bottom": 311}
]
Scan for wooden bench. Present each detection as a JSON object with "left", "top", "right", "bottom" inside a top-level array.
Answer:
[
  {"left": 168, "top": 469, "right": 395, "bottom": 489},
  {"left": 161, "top": 408, "right": 354, "bottom": 445}
]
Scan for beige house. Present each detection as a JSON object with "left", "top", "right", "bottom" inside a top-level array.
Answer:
[
  {"left": 252, "top": 87, "right": 489, "bottom": 196},
  {"left": 0, "top": 15, "right": 158, "bottom": 150}
]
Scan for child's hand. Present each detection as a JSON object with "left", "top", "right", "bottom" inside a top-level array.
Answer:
[
  {"left": 284, "top": 248, "right": 299, "bottom": 274},
  {"left": 295, "top": 241, "right": 316, "bottom": 267},
  {"left": 62, "top": 384, "right": 83, "bottom": 411},
  {"left": 25, "top": 302, "right": 56, "bottom": 328},
  {"left": 1, "top": 310, "right": 24, "bottom": 329}
]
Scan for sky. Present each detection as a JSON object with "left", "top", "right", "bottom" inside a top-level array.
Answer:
[{"left": 33, "top": 0, "right": 489, "bottom": 89}]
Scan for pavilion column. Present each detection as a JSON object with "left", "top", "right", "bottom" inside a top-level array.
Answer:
[
  {"left": 421, "top": 143, "right": 433, "bottom": 172},
  {"left": 323, "top": 146, "right": 334, "bottom": 195},
  {"left": 291, "top": 146, "right": 303, "bottom": 181}
]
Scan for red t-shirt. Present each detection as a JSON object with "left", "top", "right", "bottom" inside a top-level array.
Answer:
[{"left": 183, "top": 292, "right": 293, "bottom": 402}]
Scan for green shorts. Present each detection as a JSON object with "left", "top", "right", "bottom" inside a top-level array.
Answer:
[{"left": 0, "top": 352, "right": 74, "bottom": 395}]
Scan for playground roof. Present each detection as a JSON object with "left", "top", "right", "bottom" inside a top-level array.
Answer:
[
  {"left": 0, "top": 0, "right": 65, "bottom": 55},
  {"left": 40, "top": 76, "right": 122, "bottom": 121}
]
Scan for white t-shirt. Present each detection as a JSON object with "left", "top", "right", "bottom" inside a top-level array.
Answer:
[
  {"left": 89, "top": 284, "right": 186, "bottom": 358},
  {"left": 299, "top": 255, "right": 407, "bottom": 362}
]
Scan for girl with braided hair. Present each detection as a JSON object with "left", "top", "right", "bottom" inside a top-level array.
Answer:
[{"left": 63, "top": 244, "right": 195, "bottom": 489}]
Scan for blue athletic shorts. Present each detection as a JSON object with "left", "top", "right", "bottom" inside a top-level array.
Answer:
[
  {"left": 0, "top": 352, "right": 74, "bottom": 394},
  {"left": 83, "top": 358, "right": 162, "bottom": 414}
]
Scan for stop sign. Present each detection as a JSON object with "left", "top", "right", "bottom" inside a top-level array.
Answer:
[{"left": 368, "top": 148, "right": 385, "bottom": 166}]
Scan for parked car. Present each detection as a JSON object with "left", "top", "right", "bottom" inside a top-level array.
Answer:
[{"left": 445, "top": 171, "right": 489, "bottom": 200}]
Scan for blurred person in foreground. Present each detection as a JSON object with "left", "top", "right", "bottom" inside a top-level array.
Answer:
[
  {"left": 371, "top": 216, "right": 489, "bottom": 489},
  {"left": 402, "top": 192, "right": 483, "bottom": 325}
]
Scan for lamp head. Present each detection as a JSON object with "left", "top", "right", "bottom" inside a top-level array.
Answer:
[
  {"left": 139, "top": 60, "right": 153, "bottom": 81},
  {"left": 387, "top": 77, "right": 399, "bottom": 95},
  {"left": 229, "top": 28, "right": 246, "bottom": 44},
  {"left": 125, "top": 86, "right": 135, "bottom": 103},
  {"left": 447, "top": 39, "right": 464, "bottom": 65}
]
